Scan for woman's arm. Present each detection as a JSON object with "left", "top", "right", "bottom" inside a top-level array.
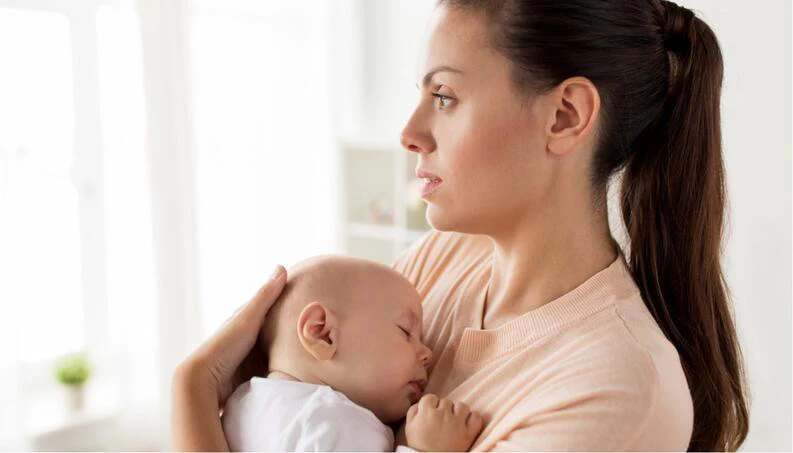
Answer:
[
  {"left": 170, "top": 266, "right": 287, "bottom": 451},
  {"left": 172, "top": 361, "right": 228, "bottom": 451}
]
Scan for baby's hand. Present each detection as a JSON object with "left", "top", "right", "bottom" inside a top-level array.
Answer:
[{"left": 404, "top": 394, "right": 484, "bottom": 452}]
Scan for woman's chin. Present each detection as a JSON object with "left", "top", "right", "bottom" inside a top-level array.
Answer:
[
  {"left": 425, "top": 204, "right": 459, "bottom": 232},
  {"left": 426, "top": 203, "right": 494, "bottom": 236}
]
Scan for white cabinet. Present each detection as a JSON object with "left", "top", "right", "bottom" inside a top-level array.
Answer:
[
  {"left": 340, "top": 137, "right": 429, "bottom": 264},
  {"left": 332, "top": 1, "right": 435, "bottom": 264}
]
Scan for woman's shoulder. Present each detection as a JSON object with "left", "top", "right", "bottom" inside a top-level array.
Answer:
[
  {"left": 549, "top": 302, "right": 694, "bottom": 448},
  {"left": 392, "top": 229, "right": 492, "bottom": 291}
]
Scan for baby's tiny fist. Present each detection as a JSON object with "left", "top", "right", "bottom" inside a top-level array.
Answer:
[{"left": 405, "top": 394, "right": 484, "bottom": 452}]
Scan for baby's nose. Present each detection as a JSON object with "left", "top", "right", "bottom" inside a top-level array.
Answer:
[{"left": 418, "top": 343, "right": 433, "bottom": 366}]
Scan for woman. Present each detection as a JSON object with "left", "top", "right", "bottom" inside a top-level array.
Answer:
[{"left": 172, "top": 0, "right": 749, "bottom": 450}]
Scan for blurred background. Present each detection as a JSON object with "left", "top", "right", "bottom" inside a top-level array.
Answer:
[{"left": 0, "top": 0, "right": 789, "bottom": 450}]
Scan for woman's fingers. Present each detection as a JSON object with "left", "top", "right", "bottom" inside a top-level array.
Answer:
[
  {"left": 234, "top": 265, "right": 286, "bottom": 325},
  {"left": 208, "top": 267, "right": 286, "bottom": 354},
  {"left": 171, "top": 266, "right": 288, "bottom": 451},
  {"left": 186, "top": 266, "right": 287, "bottom": 404}
]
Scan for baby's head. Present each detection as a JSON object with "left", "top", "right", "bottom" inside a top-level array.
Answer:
[{"left": 261, "top": 255, "right": 432, "bottom": 423}]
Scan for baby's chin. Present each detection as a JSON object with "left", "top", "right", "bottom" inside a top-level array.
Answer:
[{"left": 378, "top": 399, "right": 413, "bottom": 424}]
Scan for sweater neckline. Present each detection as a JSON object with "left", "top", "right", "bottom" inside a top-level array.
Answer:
[{"left": 457, "top": 251, "right": 635, "bottom": 363}]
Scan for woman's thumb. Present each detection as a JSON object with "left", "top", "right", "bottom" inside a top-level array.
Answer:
[{"left": 246, "top": 265, "right": 286, "bottom": 319}]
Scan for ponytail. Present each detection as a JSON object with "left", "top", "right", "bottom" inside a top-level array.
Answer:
[{"left": 621, "top": 2, "right": 749, "bottom": 450}]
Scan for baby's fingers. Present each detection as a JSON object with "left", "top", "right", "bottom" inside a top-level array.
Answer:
[
  {"left": 467, "top": 412, "right": 485, "bottom": 435},
  {"left": 407, "top": 403, "right": 419, "bottom": 422},
  {"left": 418, "top": 393, "right": 440, "bottom": 411},
  {"left": 438, "top": 398, "right": 454, "bottom": 414},
  {"left": 453, "top": 401, "right": 470, "bottom": 417}
]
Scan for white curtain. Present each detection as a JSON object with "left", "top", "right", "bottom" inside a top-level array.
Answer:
[{"left": 0, "top": 0, "right": 337, "bottom": 449}]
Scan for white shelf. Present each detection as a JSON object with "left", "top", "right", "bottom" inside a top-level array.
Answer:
[
  {"left": 25, "top": 377, "right": 120, "bottom": 439},
  {"left": 340, "top": 136, "right": 429, "bottom": 264}
]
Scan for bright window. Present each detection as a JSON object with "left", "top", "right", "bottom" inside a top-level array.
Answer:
[
  {"left": 0, "top": 7, "right": 84, "bottom": 363},
  {"left": 190, "top": 0, "right": 338, "bottom": 334}
]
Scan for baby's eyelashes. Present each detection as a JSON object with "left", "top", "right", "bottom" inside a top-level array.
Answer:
[{"left": 399, "top": 326, "right": 412, "bottom": 338}]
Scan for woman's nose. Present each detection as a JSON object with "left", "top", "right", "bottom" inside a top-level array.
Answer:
[{"left": 400, "top": 109, "right": 435, "bottom": 154}]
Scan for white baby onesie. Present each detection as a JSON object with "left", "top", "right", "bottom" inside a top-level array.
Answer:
[{"left": 221, "top": 377, "right": 395, "bottom": 452}]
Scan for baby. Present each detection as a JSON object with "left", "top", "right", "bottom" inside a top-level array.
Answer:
[{"left": 221, "top": 255, "right": 483, "bottom": 451}]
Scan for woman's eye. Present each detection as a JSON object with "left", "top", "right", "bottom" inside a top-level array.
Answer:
[
  {"left": 399, "top": 326, "right": 411, "bottom": 338},
  {"left": 432, "top": 93, "right": 454, "bottom": 109}
]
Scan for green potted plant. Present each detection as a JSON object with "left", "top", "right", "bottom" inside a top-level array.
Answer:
[{"left": 54, "top": 352, "right": 92, "bottom": 411}]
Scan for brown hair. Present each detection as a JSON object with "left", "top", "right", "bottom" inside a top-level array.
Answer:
[{"left": 438, "top": 0, "right": 749, "bottom": 450}]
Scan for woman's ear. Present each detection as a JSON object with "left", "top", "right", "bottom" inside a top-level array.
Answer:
[
  {"left": 545, "top": 76, "right": 600, "bottom": 157},
  {"left": 296, "top": 302, "right": 338, "bottom": 361}
]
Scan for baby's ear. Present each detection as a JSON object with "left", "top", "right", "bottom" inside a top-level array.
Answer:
[{"left": 297, "top": 301, "right": 338, "bottom": 361}]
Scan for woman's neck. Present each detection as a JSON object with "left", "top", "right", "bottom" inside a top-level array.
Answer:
[{"left": 481, "top": 201, "right": 618, "bottom": 330}]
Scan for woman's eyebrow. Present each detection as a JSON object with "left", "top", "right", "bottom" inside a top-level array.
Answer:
[{"left": 417, "top": 65, "right": 464, "bottom": 89}]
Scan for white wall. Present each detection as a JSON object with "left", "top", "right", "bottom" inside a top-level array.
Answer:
[{"left": 369, "top": 1, "right": 792, "bottom": 450}]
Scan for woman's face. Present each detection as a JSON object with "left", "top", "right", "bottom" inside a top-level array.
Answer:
[{"left": 401, "top": 6, "right": 556, "bottom": 236}]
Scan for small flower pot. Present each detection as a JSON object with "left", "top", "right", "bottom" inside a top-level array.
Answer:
[{"left": 65, "top": 384, "right": 85, "bottom": 412}]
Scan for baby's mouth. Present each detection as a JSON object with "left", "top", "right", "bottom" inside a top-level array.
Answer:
[{"left": 408, "top": 379, "right": 427, "bottom": 397}]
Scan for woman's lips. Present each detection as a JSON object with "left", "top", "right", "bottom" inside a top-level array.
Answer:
[
  {"left": 421, "top": 178, "right": 443, "bottom": 197},
  {"left": 416, "top": 169, "right": 443, "bottom": 198}
]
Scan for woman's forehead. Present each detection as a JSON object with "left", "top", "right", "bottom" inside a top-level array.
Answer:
[
  {"left": 420, "top": 7, "right": 501, "bottom": 85},
  {"left": 428, "top": 5, "right": 489, "bottom": 47}
]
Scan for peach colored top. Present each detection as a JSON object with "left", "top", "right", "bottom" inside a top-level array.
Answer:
[{"left": 393, "top": 230, "right": 693, "bottom": 451}]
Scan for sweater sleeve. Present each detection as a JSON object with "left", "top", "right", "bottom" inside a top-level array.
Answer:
[
  {"left": 486, "top": 392, "right": 655, "bottom": 451},
  {"left": 484, "top": 349, "right": 666, "bottom": 451}
]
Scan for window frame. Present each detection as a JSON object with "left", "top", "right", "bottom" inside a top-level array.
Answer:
[{"left": 0, "top": 0, "right": 114, "bottom": 388}]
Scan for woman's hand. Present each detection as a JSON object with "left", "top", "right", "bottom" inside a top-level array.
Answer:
[{"left": 171, "top": 265, "right": 287, "bottom": 451}]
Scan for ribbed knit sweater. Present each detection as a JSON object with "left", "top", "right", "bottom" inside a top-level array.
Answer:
[{"left": 393, "top": 230, "right": 693, "bottom": 451}]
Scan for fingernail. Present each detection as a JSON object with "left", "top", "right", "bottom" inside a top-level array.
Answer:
[{"left": 270, "top": 265, "right": 283, "bottom": 281}]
